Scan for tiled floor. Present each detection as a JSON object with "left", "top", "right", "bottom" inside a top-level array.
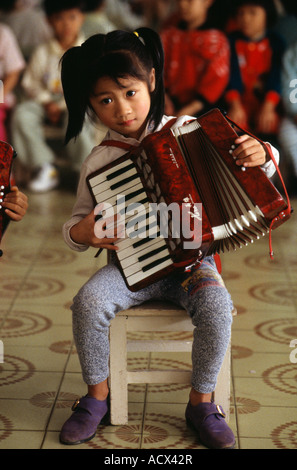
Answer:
[{"left": 0, "top": 188, "right": 296, "bottom": 449}]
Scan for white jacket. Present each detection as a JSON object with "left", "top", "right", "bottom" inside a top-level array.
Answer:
[{"left": 21, "top": 34, "right": 84, "bottom": 108}]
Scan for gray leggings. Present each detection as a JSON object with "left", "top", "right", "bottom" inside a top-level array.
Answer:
[{"left": 71, "top": 256, "right": 233, "bottom": 394}]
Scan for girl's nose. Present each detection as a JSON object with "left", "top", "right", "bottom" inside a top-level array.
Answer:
[{"left": 116, "top": 99, "right": 132, "bottom": 119}]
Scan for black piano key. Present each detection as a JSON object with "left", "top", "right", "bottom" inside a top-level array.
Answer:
[
  {"left": 128, "top": 219, "right": 158, "bottom": 239},
  {"left": 138, "top": 244, "right": 168, "bottom": 263},
  {"left": 110, "top": 172, "right": 139, "bottom": 191},
  {"left": 117, "top": 197, "right": 148, "bottom": 216},
  {"left": 125, "top": 210, "right": 150, "bottom": 226},
  {"left": 106, "top": 162, "right": 135, "bottom": 180},
  {"left": 142, "top": 254, "right": 172, "bottom": 272},
  {"left": 132, "top": 231, "right": 161, "bottom": 248},
  {"left": 117, "top": 187, "right": 147, "bottom": 204}
]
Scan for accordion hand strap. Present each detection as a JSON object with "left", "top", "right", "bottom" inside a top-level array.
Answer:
[{"left": 225, "top": 115, "right": 292, "bottom": 259}]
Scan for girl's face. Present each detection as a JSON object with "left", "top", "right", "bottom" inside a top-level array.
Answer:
[
  {"left": 178, "top": 0, "right": 213, "bottom": 29},
  {"left": 236, "top": 5, "right": 267, "bottom": 40},
  {"left": 89, "top": 70, "right": 155, "bottom": 140},
  {"left": 48, "top": 8, "right": 85, "bottom": 48}
]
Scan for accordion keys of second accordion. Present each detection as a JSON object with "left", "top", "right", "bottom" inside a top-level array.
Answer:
[{"left": 87, "top": 108, "right": 291, "bottom": 291}]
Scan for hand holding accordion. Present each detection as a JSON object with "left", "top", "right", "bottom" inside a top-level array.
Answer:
[{"left": 0, "top": 141, "right": 17, "bottom": 257}]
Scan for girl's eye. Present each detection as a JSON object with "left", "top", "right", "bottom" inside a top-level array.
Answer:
[
  {"left": 127, "top": 90, "right": 136, "bottom": 97},
  {"left": 102, "top": 98, "right": 112, "bottom": 105}
]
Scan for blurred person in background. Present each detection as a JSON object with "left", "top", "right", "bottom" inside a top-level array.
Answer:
[
  {"left": 11, "top": 0, "right": 95, "bottom": 193},
  {"left": 82, "top": 0, "right": 117, "bottom": 38},
  {"left": 0, "top": 0, "right": 52, "bottom": 60},
  {"left": 0, "top": 22, "right": 25, "bottom": 142},
  {"left": 161, "top": 0, "right": 230, "bottom": 118}
]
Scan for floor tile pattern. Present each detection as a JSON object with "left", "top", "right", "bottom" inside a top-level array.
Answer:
[{"left": 0, "top": 190, "right": 296, "bottom": 449}]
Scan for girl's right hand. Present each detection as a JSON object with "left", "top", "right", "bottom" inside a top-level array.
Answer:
[{"left": 70, "top": 210, "right": 124, "bottom": 251}]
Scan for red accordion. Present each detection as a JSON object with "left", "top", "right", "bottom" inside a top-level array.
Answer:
[
  {"left": 87, "top": 108, "right": 291, "bottom": 291},
  {"left": 0, "top": 141, "right": 16, "bottom": 256}
]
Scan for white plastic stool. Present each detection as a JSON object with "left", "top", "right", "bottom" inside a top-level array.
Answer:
[{"left": 109, "top": 300, "right": 234, "bottom": 425}]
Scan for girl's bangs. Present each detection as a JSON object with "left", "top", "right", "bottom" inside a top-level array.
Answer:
[{"left": 89, "top": 51, "right": 148, "bottom": 92}]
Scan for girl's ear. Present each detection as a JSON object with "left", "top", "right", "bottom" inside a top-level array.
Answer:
[{"left": 149, "top": 68, "right": 156, "bottom": 93}]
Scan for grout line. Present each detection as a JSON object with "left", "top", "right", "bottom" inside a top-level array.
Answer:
[
  {"left": 39, "top": 340, "right": 75, "bottom": 448},
  {"left": 230, "top": 350, "right": 240, "bottom": 449}
]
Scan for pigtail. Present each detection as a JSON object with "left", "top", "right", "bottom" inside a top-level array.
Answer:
[
  {"left": 61, "top": 46, "right": 88, "bottom": 144},
  {"left": 61, "top": 34, "right": 107, "bottom": 144},
  {"left": 134, "top": 27, "right": 165, "bottom": 130}
]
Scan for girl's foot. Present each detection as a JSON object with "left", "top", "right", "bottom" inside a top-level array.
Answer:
[
  {"left": 59, "top": 395, "right": 109, "bottom": 445},
  {"left": 185, "top": 401, "right": 235, "bottom": 449}
]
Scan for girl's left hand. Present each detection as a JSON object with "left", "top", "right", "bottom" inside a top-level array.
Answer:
[
  {"left": 231, "top": 134, "right": 267, "bottom": 168},
  {"left": 2, "top": 186, "right": 28, "bottom": 221}
]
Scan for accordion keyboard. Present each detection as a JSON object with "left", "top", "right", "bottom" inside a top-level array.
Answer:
[{"left": 88, "top": 158, "right": 174, "bottom": 288}]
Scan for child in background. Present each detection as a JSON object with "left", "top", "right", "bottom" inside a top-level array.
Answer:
[
  {"left": 82, "top": 0, "right": 117, "bottom": 38},
  {"left": 225, "top": 0, "right": 284, "bottom": 141},
  {"left": 104, "top": 0, "right": 144, "bottom": 31},
  {"left": 59, "top": 27, "right": 279, "bottom": 448},
  {"left": 160, "top": 0, "right": 230, "bottom": 118},
  {"left": 11, "top": 0, "right": 95, "bottom": 193},
  {"left": 0, "top": 22, "right": 25, "bottom": 143},
  {"left": 0, "top": 0, "right": 52, "bottom": 60},
  {"left": 278, "top": 38, "right": 297, "bottom": 193}
]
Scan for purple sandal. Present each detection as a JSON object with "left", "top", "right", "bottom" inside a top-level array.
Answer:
[{"left": 59, "top": 395, "right": 109, "bottom": 445}]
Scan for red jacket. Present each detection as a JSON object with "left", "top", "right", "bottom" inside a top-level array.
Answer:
[{"left": 161, "top": 26, "right": 230, "bottom": 110}]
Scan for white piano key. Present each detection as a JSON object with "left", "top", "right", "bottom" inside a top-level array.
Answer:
[
  {"left": 116, "top": 224, "right": 160, "bottom": 250},
  {"left": 126, "top": 210, "right": 158, "bottom": 237},
  {"left": 123, "top": 246, "right": 172, "bottom": 277},
  {"left": 89, "top": 159, "right": 134, "bottom": 187},
  {"left": 126, "top": 257, "right": 174, "bottom": 287},
  {"left": 94, "top": 182, "right": 145, "bottom": 205},
  {"left": 118, "top": 237, "right": 166, "bottom": 263},
  {"left": 124, "top": 201, "right": 150, "bottom": 221},
  {"left": 93, "top": 177, "right": 143, "bottom": 203},
  {"left": 91, "top": 167, "right": 139, "bottom": 195}
]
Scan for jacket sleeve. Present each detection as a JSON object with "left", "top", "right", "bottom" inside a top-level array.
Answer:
[
  {"left": 281, "top": 42, "right": 297, "bottom": 116},
  {"left": 195, "top": 31, "right": 230, "bottom": 104},
  {"left": 62, "top": 162, "right": 94, "bottom": 252}
]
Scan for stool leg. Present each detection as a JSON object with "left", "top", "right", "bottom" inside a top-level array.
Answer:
[{"left": 109, "top": 316, "right": 129, "bottom": 425}]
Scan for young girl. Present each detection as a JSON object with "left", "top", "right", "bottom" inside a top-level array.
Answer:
[{"left": 60, "top": 27, "right": 279, "bottom": 449}]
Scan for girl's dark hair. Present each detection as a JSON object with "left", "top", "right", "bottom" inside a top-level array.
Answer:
[
  {"left": 43, "top": 0, "right": 85, "bottom": 16},
  {"left": 0, "top": 0, "right": 17, "bottom": 12},
  {"left": 83, "top": 0, "right": 105, "bottom": 12},
  {"left": 61, "top": 28, "right": 165, "bottom": 144},
  {"left": 233, "top": 0, "right": 278, "bottom": 27}
]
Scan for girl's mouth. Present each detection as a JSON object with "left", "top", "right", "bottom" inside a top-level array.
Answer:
[{"left": 121, "top": 119, "right": 135, "bottom": 126}]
